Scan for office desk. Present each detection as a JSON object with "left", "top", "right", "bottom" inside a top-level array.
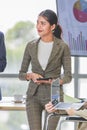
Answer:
[{"left": 0, "top": 97, "right": 26, "bottom": 111}]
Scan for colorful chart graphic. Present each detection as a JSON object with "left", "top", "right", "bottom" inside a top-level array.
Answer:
[
  {"left": 73, "top": 0, "right": 87, "bottom": 22},
  {"left": 68, "top": 31, "right": 87, "bottom": 56},
  {"left": 56, "top": 0, "right": 87, "bottom": 56}
]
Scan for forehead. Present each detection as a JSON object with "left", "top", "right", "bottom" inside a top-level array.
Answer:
[{"left": 37, "top": 16, "right": 48, "bottom": 23}]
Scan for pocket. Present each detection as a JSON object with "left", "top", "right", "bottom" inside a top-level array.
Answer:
[{"left": 26, "top": 81, "right": 38, "bottom": 96}]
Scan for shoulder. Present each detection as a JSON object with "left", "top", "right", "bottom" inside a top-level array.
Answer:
[
  {"left": 0, "top": 31, "right": 4, "bottom": 40},
  {"left": 61, "top": 40, "right": 69, "bottom": 49},
  {"left": 0, "top": 32, "right": 5, "bottom": 46},
  {"left": 54, "top": 36, "right": 69, "bottom": 48},
  {"left": 54, "top": 37, "right": 71, "bottom": 55},
  {"left": 0, "top": 31, "right": 4, "bottom": 37},
  {"left": 26, "top": 38, "right": 40, "bottom": 48}
]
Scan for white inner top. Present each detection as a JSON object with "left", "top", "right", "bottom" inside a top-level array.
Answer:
[{"left": 38, "top": 40, "right": 53, "bottom": 70}]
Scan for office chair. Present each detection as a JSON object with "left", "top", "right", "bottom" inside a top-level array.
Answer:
[{"left": 46, "top": 113, "right": 87, "bottom": 130}]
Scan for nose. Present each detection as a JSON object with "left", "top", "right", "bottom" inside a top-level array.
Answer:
[{"left": 37, "top": 23, "right": 41, "bottom": 29}]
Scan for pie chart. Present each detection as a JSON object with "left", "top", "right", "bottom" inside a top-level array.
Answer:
[{"left": 73, "top": 0, "right": 87, "bottom": 22}]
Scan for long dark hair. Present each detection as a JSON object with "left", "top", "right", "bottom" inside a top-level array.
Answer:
[{"left": 39, "top": 9, "right": 62, "bottom": 39}]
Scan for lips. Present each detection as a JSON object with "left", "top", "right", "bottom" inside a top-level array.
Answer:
[{"left": 38, "top": 30, "right": 43, "bottom": 33}]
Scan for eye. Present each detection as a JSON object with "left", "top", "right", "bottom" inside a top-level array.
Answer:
[{"left": 41, "top": 21, "right": 46, "bottom": 26}]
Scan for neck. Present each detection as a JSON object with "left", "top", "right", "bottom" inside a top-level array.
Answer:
[{"left": 41, "top": 34, "right": 54, "bottom": 43}]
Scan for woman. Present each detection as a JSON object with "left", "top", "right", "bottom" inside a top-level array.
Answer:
[
  {"left": 19, "top": 9, "right": 72, "bottom": 130},
  {"left": 45, "top": 102, "right": 87, "bottom": 130}
]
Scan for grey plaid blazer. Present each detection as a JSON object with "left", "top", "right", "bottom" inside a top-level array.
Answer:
[{"left": 19, "top": 36, "right": 72, "bottom": 96}]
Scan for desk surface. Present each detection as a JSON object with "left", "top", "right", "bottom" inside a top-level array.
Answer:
[{"left": 0, "top": 97, "right": 26, "bottom": 111}]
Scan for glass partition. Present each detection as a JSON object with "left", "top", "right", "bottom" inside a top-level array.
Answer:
[{"left": 79, "top": 57, "right": 87, "bottom": 74}]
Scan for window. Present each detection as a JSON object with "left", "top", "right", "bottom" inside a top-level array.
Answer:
[
  {"left": 0, "top": 1, "right": 57, "bottom": 130},
  {"left": 1, "top": 1, "right": 87, "bottom": 130}
]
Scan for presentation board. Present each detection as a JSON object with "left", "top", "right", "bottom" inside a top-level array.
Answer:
[{"left": 56, "top": 0, "right": 87, "bottom": 56}]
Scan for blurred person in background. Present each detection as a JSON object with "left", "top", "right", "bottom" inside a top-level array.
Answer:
[
  {"left": 0, "top": 31, "right": 7, "bottom": 72},
  {"left": 0, "top": 31, "right": 7, "bottom": 100},
  {"left": 45, "top": 101, "right": 87, "bottom": 130}
]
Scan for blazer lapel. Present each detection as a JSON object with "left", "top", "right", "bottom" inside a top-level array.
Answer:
[
  {"left": 46, "top": 37, "right": 61, "bottom": 69},
  {"left": 32, "top": 38, "right": 44, "bottom": 71},
  {"left": 32, "top": 37, "right": 61, "bottom": 72}
]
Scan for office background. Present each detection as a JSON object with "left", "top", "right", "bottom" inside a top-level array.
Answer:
[{"left": 0, "top": 0, "right": 87, "bottom": 130}]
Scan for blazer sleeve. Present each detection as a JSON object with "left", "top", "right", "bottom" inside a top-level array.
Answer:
[
  {"left": 75, "top": 109, "right": 87, "bottom": 120},
  {"left": 61, "top": 43, "right": 72, "bottom": 84},
  {"left": 0, "top": 32, "right": 7, "bottom": 72},
  {"left": 19, "top": 42, "right": 31, "bottom": 80}
]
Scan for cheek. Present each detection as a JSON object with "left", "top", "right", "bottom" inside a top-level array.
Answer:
[
  {"left": 45, "top": 28, "right": 52, "bottom": 34},
  {"left": 44, "top": 26, "right": 51, "bottom": 32}
]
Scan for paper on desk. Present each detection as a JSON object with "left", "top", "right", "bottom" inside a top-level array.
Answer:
[{"left": 64, "top": 94, "right": 81, "bottom": 103}]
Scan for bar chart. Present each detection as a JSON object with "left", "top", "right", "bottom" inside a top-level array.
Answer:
[{"left": 68, "top": 31, "right": 87, "bottom": 56}]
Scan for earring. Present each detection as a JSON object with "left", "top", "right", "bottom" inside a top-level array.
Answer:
[{"left": 52, "top": 29, "right": 54, "bottom": 33}]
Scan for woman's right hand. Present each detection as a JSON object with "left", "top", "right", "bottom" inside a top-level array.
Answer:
[
  {"left": 26, "top": 73, "right": 53, "bottom": 84},
  {"left": 26, "top": 73, "right": 43, "bottom": 82}
]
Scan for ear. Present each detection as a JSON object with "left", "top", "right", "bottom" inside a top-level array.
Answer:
[{"left": 51, "top": 24, "right": 56, "bottom": 31}]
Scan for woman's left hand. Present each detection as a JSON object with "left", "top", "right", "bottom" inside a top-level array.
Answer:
[{"left": 35, "top": 78, "right": 53, "bottom": 84}]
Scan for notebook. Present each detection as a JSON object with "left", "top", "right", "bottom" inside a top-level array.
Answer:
[
  {"left": 51, "top": 79, "right": 85, "bottom": 110},
  {"left": 54, "top": 102, "right": 84, "bottom": 110}
]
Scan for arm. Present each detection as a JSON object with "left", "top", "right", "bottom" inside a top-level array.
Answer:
[
  {"left": 61, "top": 44, "right": 72, "bottom": 84},
  {"left": 0, "top": 32, "right": 7, "bottom": 72},
  {"left": 45, "top": 102, "right": 87, "bottom": 120},
  {"left": 19, "top": 42, "right": 43, "bottom": 81},
  {"left": 74, "top": 109, "right": 87, "bottom": 120},
  {"left": 19, "top": 43, "right": 32, "bottom": 80},
  {"left": 66, "top": 102, "right": 87, "bottom": 119},
  {"left": 66, "top": 108, "right": 87, "bottom": 120}
]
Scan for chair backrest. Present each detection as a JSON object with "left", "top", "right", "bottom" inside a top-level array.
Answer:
[{"left": 46, "top": 113, "right": 87, "bottom": 130}]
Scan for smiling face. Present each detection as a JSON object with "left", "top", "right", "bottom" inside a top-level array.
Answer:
[{"left": 36, "top": 16, "right": 55, "bottom": 41}]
